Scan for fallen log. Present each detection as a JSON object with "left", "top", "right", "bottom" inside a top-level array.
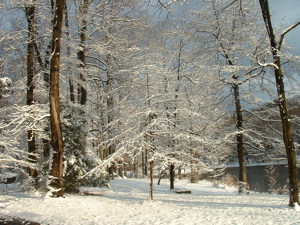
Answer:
[
  {"left": 82, "top": 191, "right": 105, "bottom": 196},
  {"left": 0, "top": 216, "right": 40, "bottom": 225},
  {"left": 175, "top": 190, "right": 191, "bottom": 194},
  {"left": 0, "top": 176, "right": 17, "bottom": 188}
]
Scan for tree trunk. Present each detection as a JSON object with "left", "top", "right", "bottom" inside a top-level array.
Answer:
[
  {"left": 77, "top": 0, "right": 88, "bottom": 105},
  {"left": 107, "top": 90, "right": 116, "bottom": 176},
  {"left": 133, "top": 157, "right": 138, "bottom": 178},
  {"left": 142, "top": 149, "right": 148, "bottom": 177},
  {"left": 25, "top": 1, "right": 37, "bottom": 179},
  {"left": 232, "top": 82, "right": 248, "bottom": 193},
  {"left": 118, "top": 161, "right": 123, "bottom": 178},
  {"left": 274, "top": 38, "right": 299, "bottom": 209},
  {"left": 37, "top": 0, "right": 54, "bottom": 163},
  {"left": 259, "top": 0, "right": 299, "bottom": 207},
  {"left": 145, "top": 150, "right": 148, "bottom": 176},
  {"left": 142, "top": 151, "right": 145, "bottom": 176},
  {"left": 223, "top": 53, "right": 248, "bottom": 193},
  {"left": 123, "top": 163, "right": 127, "bottom": 177},
  {"left": 149, "top": 160, "right": 154, "bottom": 200},
  {"left": 108, "top": 144, "right": 116, "bottom": 176},
  {"left": 178, "top": 165, "right": 182, "bottom": 179},
  {"left": 49, "top": 0, "right": 65, "bottom": 197},
  {"left": 170, "top": 164, "right": 175, "bottom": 190},
  {"left": 211, "top": 2, "right": 249, "bottom": 193},
  {"left": 99, "top": 135, "right": 104, "bottom": 161},
  {"left": 190, "top": 150, "right": 197, "bottom": 183},
  {"left": 64, "top": 3, "right": 75, "bottom": 103}
]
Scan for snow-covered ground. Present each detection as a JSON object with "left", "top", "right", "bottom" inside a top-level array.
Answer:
[{"left": 1, "top": 178, "right": 300, "bottom": 225}]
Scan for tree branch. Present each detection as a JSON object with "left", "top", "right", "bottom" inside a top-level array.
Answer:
[
  {"left": 278, "top": 21, "right": 300, "bottom": 51},
  {"left": 256, "top": 54, "right": 279, "bottom": 69}
]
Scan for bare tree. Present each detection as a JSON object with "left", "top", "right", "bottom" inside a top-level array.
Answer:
[
  {"left": 258, "top": 0, "right": 300, "bottom": 207},
  {"left": 25, "top": 0, "right": 38, "bottom": 179}
]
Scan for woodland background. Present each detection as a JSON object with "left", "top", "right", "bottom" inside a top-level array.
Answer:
[{"left": 1, "top": 0, "right": 300, "bottom": 205}]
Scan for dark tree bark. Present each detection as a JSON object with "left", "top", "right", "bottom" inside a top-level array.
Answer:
[
  {"left": 69, "top": 80, "right": 75, "bottom": 103},
  {"left": 232, "top": 81, "right": 247, "bottom": 193},
  {"left": 142, "top": 151, "right": 145, "bottom": 176},
  {"left": 106, "top": 56, "right": 116, "bottom": 176},
  {"left": 259, "top": 0, "right": 300, "bottom": 207},
  {"left": 77, "top": 0, "right": 89, "bottom": 105},
  {"left": 49, "top": 0, "right": 65, "bottom": 197},
  {"left": 217, "top": 45, "right": 248, "bottom": 193},
  {"left": 133, "top": 157, "right": 138, "bottom": 178},
  {"left": 142, "top": 150, "right": 148, "bottom": 177},
  {"left": 178, "top": 166, "right": 182, "bottom": 179},
  {"left": 218, "top": 43, "right": 248, "bottom": 193},
  {"left": 149, "top": 160, "right": 154, "bottom": 200},
  {"left": 25, "top": 1, "right": 37, "bottom": 178},
  {"left": 64, "top": 2, "right": 75, "bottom": 103},
  {"left": 144, "top": 151, "right": 148, "bottom": 176},
  {"left": 210, "top": 0, "right": 248, "bottom": 193},
  {"left": 170, "top": 164, "right": 175, "bottom": 190}
]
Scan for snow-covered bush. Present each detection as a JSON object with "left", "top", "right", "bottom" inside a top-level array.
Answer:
[
  {"left": 61, "top": 102, "right": 103, "bottom": 192},
  {"left": 0, "top": 77, "right": 12, "bottom": 99}
]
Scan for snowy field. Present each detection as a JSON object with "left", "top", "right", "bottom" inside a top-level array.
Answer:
[{"left": 1, "top": 178, "right": 300, "bottom": 225}]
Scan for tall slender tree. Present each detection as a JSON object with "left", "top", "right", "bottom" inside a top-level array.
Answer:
[
  {"left": 77, "top": 0, "right": 89, "bottom": 105},
  {"left": 184, "top": 0, "right": 268, "bottom": 192},
  {"left": 64, "top": 2, "right": 75, "bottom": 103},
  {"left": 49, "top": 0, "right": 65, "bottom": 197},
  {"left": 25, "top": 0, "right": 37, "bottom": 179},
  {"left": 258, "top": 0, "right": 300, "bottom": 207}
]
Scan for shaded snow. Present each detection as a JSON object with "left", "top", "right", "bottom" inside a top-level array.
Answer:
[{"left": 1, "top": 178, "right": 300, "bottom": 224}]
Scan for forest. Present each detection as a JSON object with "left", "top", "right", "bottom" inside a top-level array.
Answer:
[{"left": 1, "top": 0, "right": 300, "bottom": 208}]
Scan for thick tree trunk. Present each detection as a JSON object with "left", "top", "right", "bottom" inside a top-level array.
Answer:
[
  {"left": 274, "top": 64, "right": 299, "bottom": 206},
  {"left": 259, "top": 0, "right": 299, "bottom": 207},
  {"left": 232, "top": 82, "right": 248, "bottom": 193},
  {"left": 49, "top": 0, "right": 65, "bottom": 197},
  {"left": 25, "top": 1, "right": 37, "bottom": 178}
]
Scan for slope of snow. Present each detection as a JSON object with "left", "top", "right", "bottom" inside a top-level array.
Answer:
[{"left": 1, "top": 178, "right": 299, "bottom": 225}]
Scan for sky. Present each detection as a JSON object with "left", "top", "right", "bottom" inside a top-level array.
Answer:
[
  {"left": 153, "top": 0, "right": 300, "bottom": 50},
  {"left": 270, "top": 0, "right": 300, "bottom": 51},
  {"left": 271, "top": 0, "right": 300, "bottom": 24}
]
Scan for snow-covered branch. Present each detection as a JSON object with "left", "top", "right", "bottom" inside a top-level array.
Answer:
[
  {"left": 278, "top": 21, "right": 300, "bottom": 51},
  {"left": 256, "top": 54, "right": 279, "bottom": 69}
]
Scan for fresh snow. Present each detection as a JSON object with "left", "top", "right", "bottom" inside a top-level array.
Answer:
[{"left": 1, "top": 178, "right": 300, "bottom": 225}]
